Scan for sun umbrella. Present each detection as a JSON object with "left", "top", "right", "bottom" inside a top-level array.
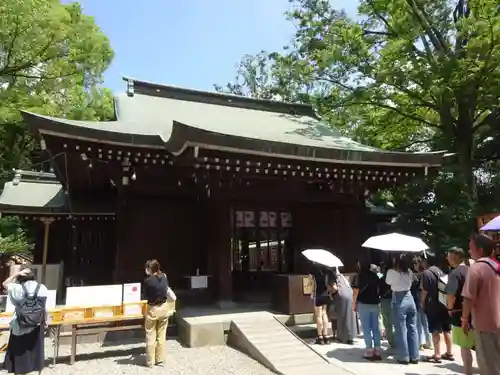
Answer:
[
  {"left": 480, "top": 215, "right": 500, "bottom": 231},
  {"left": 362, "top": 233, "right": 429, "bottom": 253},
  {"left": 301, "top": 249, "right": 344, "bottom": 268}
]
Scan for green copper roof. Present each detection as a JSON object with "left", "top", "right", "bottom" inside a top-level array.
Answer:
[
  {"left": 0, "top": 170, "right": 114, "bottom": 215},
  {"left": 0, "top": 171, "right": 66, "bottom": 213},
  {"left": 22, "top": 77, "right": 447, "bottom": 167}
]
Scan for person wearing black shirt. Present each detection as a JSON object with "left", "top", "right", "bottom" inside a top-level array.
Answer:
[
  {"left": 420, "top": 257, "right": 454, "bottom": 362},
  {"left": 143, "top": 259, "right": 170, "bottom": 368},
  {"left": 310, "top": 264, "right": 334, "bottom": 345},
  {"left": 445, "top": 247, "right": 475, "bottom": 375},
  {"left": 352, "top": 258, "right": 382, "bottom": 360}
]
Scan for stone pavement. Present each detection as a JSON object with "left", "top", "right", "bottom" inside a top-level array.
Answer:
[
  {"left": 0, "top": 338, "right": 274, "bottom": 375},
  {"left": 307, "top": 336, "right": 478, "bottom": 375}
]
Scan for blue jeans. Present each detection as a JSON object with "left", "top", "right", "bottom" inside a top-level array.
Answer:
[
  {"left": 417, "top": 306, "right": 431, "bottom": 346},
  {"left": 358, "top": 302, "right": 381, "bottom": 349},
  {"left": 392, "top": 291, "right": 419, "bottom": 361}
]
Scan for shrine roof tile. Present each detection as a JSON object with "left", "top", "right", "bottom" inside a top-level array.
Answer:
[{"left": 21, "top": 77, "right": 446, "bottom": 168}]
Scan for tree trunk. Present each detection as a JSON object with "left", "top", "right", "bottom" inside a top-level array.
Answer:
[{"left": 455, "top": 114, "right": 478, "bottom": 232}]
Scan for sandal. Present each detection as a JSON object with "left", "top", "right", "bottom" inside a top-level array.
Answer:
[
  {"left": 423, "top": 355, "right": 442, "bottom": 363},
  {"left": 442, "top": 352, "right": 455, "bottom": 361},
  {"left": 315, "top": 336, "right": 325, "bottom": 345}
]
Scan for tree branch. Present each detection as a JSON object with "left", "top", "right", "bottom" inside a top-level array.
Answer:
[
  {"left": 365, "top": 0, "right": 430, "bottom": 61},
  {"left": 4, "top": 22, "right": 21, "bottom": 71},
  {"left": 394, "top": 138, "right": 433, "bottom": 151},
  {"left": 0, "top": 33, "right": 59, "bottom": 76},
  {"left": 406, "top": 0, "right": 450, "bottom": 56},
  {"left": 363, "top": 29, "right": 393, "bottom": 37},
  {"left": 332, "top": 100, "right": 441, "bottom": 129},
  {"left": 473, "top": 110, "right": 500, "bottom": 133},
  {"left": 11, "top": 72, "right": 79, "bottom": 80}
]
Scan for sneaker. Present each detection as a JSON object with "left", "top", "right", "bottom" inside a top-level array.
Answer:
[{"left": 155, "top": 362, "right": 164, "bottom": 367}]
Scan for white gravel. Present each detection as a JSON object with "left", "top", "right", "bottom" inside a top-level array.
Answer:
[{"left": 1, "top": 339, "right": 275, "bottom": 375}]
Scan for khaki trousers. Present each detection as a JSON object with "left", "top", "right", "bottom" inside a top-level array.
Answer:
[
  {"left": 476, "top": 330, "right": 500, "bottom": 375},
  {"left": 145, "top": 301, "right": 170, "bottom": 366}
]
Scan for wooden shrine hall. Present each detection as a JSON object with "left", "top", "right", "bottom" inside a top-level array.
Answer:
[{"left": 0, "top": 77, "right": 446, "bottom": 306}]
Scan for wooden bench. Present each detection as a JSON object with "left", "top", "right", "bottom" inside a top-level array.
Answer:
[{"left": 51, "top": 315, "right": 145, "bottom": 365}]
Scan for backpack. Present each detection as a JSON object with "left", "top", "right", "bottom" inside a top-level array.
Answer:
[
  {"left": 428, "top": 268, "right": 449, "bottom": 307},
  {"left": 16, "top": 283, "right": 46, "bottom": 328},
  {"left": 476, "top": 259, "right": 500, "bottom": 275}
]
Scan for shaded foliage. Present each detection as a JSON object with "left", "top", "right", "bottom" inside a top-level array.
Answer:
[{"left": 0, "top": 0, "right": 115, "bottom": 254}]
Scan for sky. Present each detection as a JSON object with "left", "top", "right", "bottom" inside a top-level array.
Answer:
[{"left": 69, "top": 0, "right": 358, "bottom": 93}]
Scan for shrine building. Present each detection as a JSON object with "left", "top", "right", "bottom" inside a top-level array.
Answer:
[{"left": 0, "top": 77, "right": 445, "bottom": 305}]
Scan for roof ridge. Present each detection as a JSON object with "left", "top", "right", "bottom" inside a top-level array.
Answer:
[
  {"left": 13, "top": 170, "right": 59, "bottom": 184},
  {"left": 122, "top": 76, "right": 316, "bottom": 117}
]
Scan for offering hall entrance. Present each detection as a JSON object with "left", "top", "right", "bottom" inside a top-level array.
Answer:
[{"left": 231, "top": 208, "right": 293, "bottom": 302}]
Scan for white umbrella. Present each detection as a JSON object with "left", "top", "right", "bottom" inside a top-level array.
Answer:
[
  {"left": 301, "top": 249, "right": 344, "bottom": 268},
  {"left": 362, "top": 233, "right": 428, "bottom": 253}
]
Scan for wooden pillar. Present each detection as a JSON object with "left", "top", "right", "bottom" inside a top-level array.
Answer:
[
  {"left": 206, "top": 197, "right": 234, "bottom": 307},
  {"left": 40, "top": 217, "right": 55, "bottom": 284}
]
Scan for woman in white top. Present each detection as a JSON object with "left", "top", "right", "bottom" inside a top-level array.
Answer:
[
  {"left": 2, "top": 267, "right": 48, "bottom": 375},
  {"left": 385, "top": 254, "right": 419, "bottom": 365}
]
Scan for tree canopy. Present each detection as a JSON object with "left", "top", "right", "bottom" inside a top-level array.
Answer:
[
  {"left": 217, "top": 0, "right": 500, "bottom": 252},
  {"left": 0, "top": 0, "right": 115, "bottom": 255}
]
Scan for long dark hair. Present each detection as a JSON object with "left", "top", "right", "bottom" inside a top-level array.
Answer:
[
  {"left": 357, "top": 257, "right": 371, "bottom": 273},
  {"left": 324, "top": 267, "right": 337, "bottom": 285},
  {"left": 394, "top": 253, "right": 413, "bottom": 273}
]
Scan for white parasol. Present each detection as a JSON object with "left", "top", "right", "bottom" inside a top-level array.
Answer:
[
  {"left": 301, "top": 249, "right": 344, "bottom": 268},
  {"left": 362, "top": 233, "right": 429, "bottom": 253}
]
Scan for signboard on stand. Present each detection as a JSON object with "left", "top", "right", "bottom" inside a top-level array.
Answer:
[
  {"left": 122, "top": 283, "right": 141, "bottom": 303},
  {"left": 65, "top": 284, "right": 123, "bottom": 307}
]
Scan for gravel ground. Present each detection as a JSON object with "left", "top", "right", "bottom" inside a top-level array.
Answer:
[{"left": 0, "top": 338, "right": 275, "bottom": 375}]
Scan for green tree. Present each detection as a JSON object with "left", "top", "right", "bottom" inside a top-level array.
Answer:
[
  {"left": 218, "top": 0, "right": 500, "bottom": 251},
  {"left": 0, "top": 0, "right": 115, "bottom": 254}
]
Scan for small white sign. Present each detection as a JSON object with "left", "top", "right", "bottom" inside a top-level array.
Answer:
[
  {"left": 123, "top": 283, "right": 141, "bottom": 303},
  {"left": 123, "top": 304, "right": 142, "bottom": 316},
  {"left": 93, "top": 309, "right": 114, "bottom": 318},
  {"left": 190, "top": 276, "right": 208, "bottom": 289}
]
